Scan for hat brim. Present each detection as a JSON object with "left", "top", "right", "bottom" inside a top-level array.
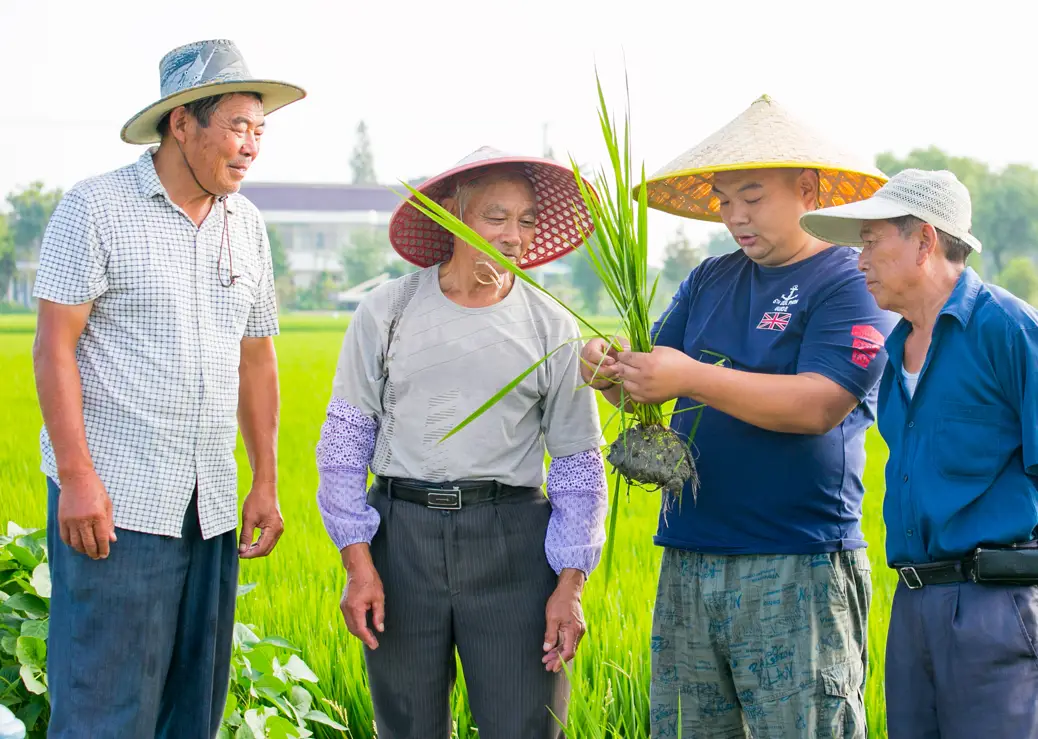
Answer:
[
  {"left": 120, "top": 79, "right": 306, "bottom": 145},
  {"left": 389, "top": 156, "right": 596, "bottom": 269},
  {"left": 634, "top": 162, "right": 888, "bottom": 223},
  {"left": 799, "top": 196, "right": 914, "bottom": 246}
]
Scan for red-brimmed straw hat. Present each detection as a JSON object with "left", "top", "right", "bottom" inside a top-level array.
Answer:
[{"left": 389, "top": 146, "right": 596, "bottom": 269}]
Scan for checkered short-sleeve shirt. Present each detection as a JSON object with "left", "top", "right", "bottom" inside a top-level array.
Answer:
[{"left": 33, "top": 148, "right": 279, "bottom": 539}]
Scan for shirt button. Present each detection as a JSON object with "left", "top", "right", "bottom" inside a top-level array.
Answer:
[
  {"left": 907, "top": 529, "right": 914, "bottom": 536},
  {"left": 903, "top": 474, "right": 909, "bottom": 483},
  {"left": 908, "top": 421, "right": 915, "bottom": 428}
]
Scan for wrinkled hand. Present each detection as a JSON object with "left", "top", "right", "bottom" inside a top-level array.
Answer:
[
  {"left": 542, "top": 570, "right": 587, "bottom": 672},
  {"left": 580, "top": 337, "right": 630, "bottom": 391},
  {"left": 614, "top": 346, "right": 695, "bottom": 404},
  {"left": 341, "top": 544, "right": 385, "bottom": 650},
  {"left": 58, "top": 470, "right": 117, "bottom": 560},
  {"left": 238, "top": 483, "right": 284, "bottom": 559}
]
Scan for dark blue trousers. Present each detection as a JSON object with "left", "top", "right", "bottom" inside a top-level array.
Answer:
[
  {"left": 886, "top": 580, "right": 1038, "bottom": 739},
  {"left": 45, "top": 478, "right": 239, "bottom": 739}
]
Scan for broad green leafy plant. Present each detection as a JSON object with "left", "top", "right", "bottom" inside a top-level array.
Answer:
[
  {"left": 221, "top": 583, "right": 348, "bottom": 739},
  {"left": 0, "top": 524, "right": 50, "bottom": 738},
  {"left": 0, "top": 524, "right": 345, "bottom": 739}
]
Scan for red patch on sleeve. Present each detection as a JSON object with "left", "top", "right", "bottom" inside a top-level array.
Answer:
[
  {"left": 851, "top": 324, "right": 885, "bottom": 345},
  {"left": 850, "top": 325, "right": 884, "bottom": 368}
]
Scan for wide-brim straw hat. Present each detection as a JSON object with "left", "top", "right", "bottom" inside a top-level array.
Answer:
[
  {"left": 389, "top": 146, "right": 596, "bottom": 269},
  {"left": 635, "top": 95, "right": 887, "bottom": 222},
  {"left": 121, "top": 39, "right": 306, "bottom": 145}
]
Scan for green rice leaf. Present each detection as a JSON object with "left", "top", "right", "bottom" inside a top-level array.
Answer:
[{"left": 439, "top": 338, "right": 584, "bottom": 443}]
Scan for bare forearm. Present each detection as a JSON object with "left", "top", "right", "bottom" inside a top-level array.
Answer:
[
  {"left": 238, "top": 343, "right": 279, "bottom": 486},
  {"left": 33, "top": 343, "right": 94, "bottom": 478},
  {"left": 680, "top": 362, "right": 843, "bottom": 435}
]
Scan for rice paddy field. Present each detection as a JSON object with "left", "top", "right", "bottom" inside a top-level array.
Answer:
[{"left": 0, "top": 313, "right": 896, "bottom": 737}]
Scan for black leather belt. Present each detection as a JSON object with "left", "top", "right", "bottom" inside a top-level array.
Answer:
[
  {"left": 374, "top": 476, "right": 540, "bottom": 510},
  {"left": 894, "top": 542, "right": 1038, "bottom": 589},
  {"left": 894, "top": 559, "right": 974, "bottom": 589}
]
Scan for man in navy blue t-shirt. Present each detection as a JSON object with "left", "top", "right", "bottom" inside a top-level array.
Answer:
[{"left": 581, "top": 96, "right": 898, "bottom": 738}]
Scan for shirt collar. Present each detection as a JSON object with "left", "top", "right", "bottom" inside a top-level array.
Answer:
[
  {"left": 135, "top": 147, "right": 165, "bottom": 200},
  {"left": 884, "top": 267, "right": 983, "bottom": 361},
  {"left": 938, "top": 267, "right": 983, "bottom": 328},
  {"left": 134, "top": 146, "right": 237, "bottom": 214}
]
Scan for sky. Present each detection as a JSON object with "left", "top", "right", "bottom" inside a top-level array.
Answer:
[{"left": 1, "top": 0, "right": 1035, "bottom": 264}]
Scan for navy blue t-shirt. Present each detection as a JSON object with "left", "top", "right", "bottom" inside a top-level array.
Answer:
[{"left": 651, "top": 246, "right": 898, "bottom": 554}]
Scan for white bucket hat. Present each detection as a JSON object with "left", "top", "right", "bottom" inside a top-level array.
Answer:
[
  {"left": 121, "top": 39, "right": 306, "bottom": 145},
  {"left": 799, "top": 168, "right": 983, "bottom": 252}
]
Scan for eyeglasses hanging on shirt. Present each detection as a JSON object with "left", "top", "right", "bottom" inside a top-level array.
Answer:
[
  {"left": 174, "top": 138, "right": 241, "bottom": 289},
  {"left": 215, "top": 196, "right": 240, "bottom": 288}
]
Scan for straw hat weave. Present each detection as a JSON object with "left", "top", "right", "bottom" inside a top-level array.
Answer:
[{"left": 637, "top": 95, "right": 887, "bottom": 222}]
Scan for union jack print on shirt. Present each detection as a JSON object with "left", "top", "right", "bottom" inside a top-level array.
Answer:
[{"left": 757, "top": 312, "right": 791, "bottom": 331}]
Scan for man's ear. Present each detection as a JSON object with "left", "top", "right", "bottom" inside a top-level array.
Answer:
[
  {"left": 918, "top": 222, "right": 940, "bottom": 265},
  {"left": 798, "top": 169, "right": 821, "bottom": 210},
  {"left": 441, "top": 195, "right": 459, "bottom": 218},
  {"left": 168, "top": 106, "right": 192, "bottom": 144}
]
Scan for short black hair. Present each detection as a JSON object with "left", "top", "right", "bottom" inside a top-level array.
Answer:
[
  {"left": 886, "top": 214, "right": 973, "bottom": 265},
  {"left": 157, "top": 91, "right": 263, "bottom": 138}
]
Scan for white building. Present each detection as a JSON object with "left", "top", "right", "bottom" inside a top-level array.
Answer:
[{"left": 239, "top": 181, "right": 418, "bottom": 289}]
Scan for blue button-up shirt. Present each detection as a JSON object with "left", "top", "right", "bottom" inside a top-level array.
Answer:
[{"left": 880, "top": 268, "right": 1038, "bottom": 565}]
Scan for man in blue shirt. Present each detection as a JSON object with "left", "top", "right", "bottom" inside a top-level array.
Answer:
[
  {"left": 581, "top": 96, "right": 898, "bottom": 738},
  {"left": 801, "top": 168, "right": 1038, "bottom": 739}
]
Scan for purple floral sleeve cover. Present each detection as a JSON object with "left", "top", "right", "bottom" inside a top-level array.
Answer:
[
  {"left": 315, "top": 398, "right": 379, "bottom": 550},
  {"left": 545, "top": 449, "right": 608, "bottom": 576}
]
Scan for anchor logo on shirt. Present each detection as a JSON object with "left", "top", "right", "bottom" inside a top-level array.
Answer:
[
  {"left": 758, "top": 284, "right": 801, "bottom": 331},
  {"left": 776, "top": 285, "right": 799, "bottom": 306}
]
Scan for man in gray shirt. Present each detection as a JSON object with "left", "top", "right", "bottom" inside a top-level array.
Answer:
[
  {"left": 32, "top": 40, "right": 302, "bottom": 737},
  {"left": 316, "top": 147, "right": 609, "bottom": 738}
]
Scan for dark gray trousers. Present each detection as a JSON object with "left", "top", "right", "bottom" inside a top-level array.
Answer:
[
  {"left": 364, "top": 486, "right": 568, "bottom": 739},
  {"left": 886, "top": 580, "right": 1038, "bottom": 738},
  {"left": 46, "top": 478, "right": 239, "bottom": 739}
]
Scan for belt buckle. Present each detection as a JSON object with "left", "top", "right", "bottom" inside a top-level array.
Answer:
[
  {"left": 899, "top": 566, "right": 924, "bottom": 590},
  {"left": 427, "top": 487, "right": 462, "bottom": 511}
]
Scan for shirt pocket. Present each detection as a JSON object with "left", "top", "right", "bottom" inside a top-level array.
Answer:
[{"left": 932, "top": 401, "right": 1015, "bottom": 480}]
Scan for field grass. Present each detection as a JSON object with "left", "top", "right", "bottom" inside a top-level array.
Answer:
[{"left": 0, "top": 314, "right": 896, "bottom": 737}]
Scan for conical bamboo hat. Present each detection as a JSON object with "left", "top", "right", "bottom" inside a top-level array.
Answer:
[{"left": 636, "top": 95, "right": 887, "bottom": 222}]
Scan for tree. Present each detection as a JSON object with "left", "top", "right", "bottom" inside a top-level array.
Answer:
[
  {"left": 6, "top": 182, "right": 63, "bottom": 257},
  {"left": 265, "top": 225, "right": 295, "bottom": 310},
  {"left": 266, "top": 225, "right": 289, "bottom": 281},
  {"left": 703, "top": 228, "right": 738, "bottom": 257},
  {"left": 876, "top": 148, "right": 1038, "bottom": 274},
  {"left": 342, "top": 227, "right": 389, "bottom": 286},
  {"left": 661, "top": 225, "right": 702, "bottom": 283},
  {"left": 385, "top": 255, "right": 417, "bottom": 279},
  {"left": 565, "top": 243, "right": 603, "bottom": 315},
  {"left": 997, "top": 257, "right": 1038, "bottom": 305},
  {"left": 295, "top": 271, "right": 334, "bottom": 311},
  {"left": 0, "top": 214, "right": 15, "bottom": 299},
  {"left": 349, "top": 121, "right": 377, "bottom": 185}
]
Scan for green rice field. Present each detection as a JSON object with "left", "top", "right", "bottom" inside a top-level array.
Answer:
[{"left": 0, "top": 313, "right": 896, "bottom": 737}]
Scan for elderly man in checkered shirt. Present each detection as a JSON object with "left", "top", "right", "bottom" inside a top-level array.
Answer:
[{"left": 31, "top": 40, "right": 304, "bottom": 738}]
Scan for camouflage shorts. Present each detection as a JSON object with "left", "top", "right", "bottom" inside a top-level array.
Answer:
[{"left": 650, "top": 548, "right": 872, "bottom": 739}]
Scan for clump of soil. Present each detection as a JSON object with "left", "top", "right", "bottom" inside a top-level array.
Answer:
[{"left": 606, "top": 424, "right": 698, "bottom": 499}]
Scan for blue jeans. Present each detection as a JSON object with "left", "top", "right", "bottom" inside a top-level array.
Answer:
[
  {"left": 886, "top": 580, "right": 1038, "bottom": 739},
  {"left": 45, "top": 478, "right": 239, "bottom": 739}
]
